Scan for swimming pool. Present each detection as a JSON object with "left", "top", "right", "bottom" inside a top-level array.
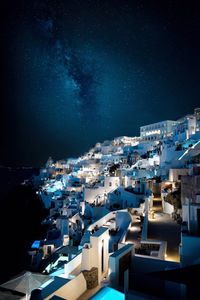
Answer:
[{"left": 90, "top": 287, "right": 125, "bottom": 300}]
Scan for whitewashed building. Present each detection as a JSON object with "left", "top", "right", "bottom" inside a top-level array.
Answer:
[{"left": 140, "top": 120, "right": 177, "bottom": 141}]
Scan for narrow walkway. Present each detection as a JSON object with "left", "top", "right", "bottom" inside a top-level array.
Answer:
[
  {"left": 125, "top": 215, "right": 142, "bottom": 249},
  {"left": 148, "top": 201, "right": 181, "bottom": 262}
]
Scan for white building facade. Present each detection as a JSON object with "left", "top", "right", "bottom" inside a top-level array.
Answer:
[{"left": 140, "top": 120, "right": 177, "bottom": 141}]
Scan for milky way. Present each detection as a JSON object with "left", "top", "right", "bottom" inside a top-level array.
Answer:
[
  {"left": 1, "top": 0, "right": 200, "bottom": 166},
  {"left": 34, "top": 3, "right": 101, "bottom": 120}
]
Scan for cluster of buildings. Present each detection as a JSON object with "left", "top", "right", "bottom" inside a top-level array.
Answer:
[
  {"left": 1, "top": 108, "right": 200, "bottom": 299},
  {"left": 140, "top": 107, "right": 200, "bottom": 142}
]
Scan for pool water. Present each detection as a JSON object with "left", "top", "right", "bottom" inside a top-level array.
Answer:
[{"left": 90, "top": 287, "right": 125, "bottom": 300}]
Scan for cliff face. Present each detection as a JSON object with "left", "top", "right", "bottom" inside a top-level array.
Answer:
[{"left": 0, "top": 168, "right": 48, "bottom": 284}]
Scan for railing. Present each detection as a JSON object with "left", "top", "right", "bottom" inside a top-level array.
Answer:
[{"left": 87, "top": 211, "right": 117, "bottom": 231}]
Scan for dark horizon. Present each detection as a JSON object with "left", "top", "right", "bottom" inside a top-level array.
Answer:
[
  {"left": 0, "top": 105, "right": 198, "bottom": 169},
  {"left": 1, "top": 0, "right": 200, "bottom": 167}
]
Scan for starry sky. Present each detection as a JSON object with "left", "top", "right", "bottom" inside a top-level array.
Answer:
[{"left": 1, "top": 0, "right": 200, "bottom": 167}]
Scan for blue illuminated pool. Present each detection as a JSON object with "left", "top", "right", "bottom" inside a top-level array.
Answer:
[{"left": 90, "top": 287, "right": 125, "bottom": 300}]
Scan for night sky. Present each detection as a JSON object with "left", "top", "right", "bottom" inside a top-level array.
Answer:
[{"left": 1, "top": 0, "right": 200, "bottom": 167}]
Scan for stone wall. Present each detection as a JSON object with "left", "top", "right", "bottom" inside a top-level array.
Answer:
[
  {"left": 181, "top": 175, "right": 200, "bottom": 204},
  {"left": 82, "top": 267, "right": 98, "bottom": 289}
]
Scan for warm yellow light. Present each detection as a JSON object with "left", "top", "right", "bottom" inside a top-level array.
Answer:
[
  {"left": 125, "top": 240, "right": 133, "bottom": 245},
  {"left": 129, "top": 226, "right": 138, "bottom": 232},
  {"left": 146, "top": 130, "right": 161, "bottom": 136}
]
